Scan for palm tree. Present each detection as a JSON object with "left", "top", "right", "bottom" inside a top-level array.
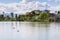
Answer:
[
  {"left": 3, "top": 12, "right": 5, "bottom": 20},
  {"left": 10, "top": 12, "right": 14, "bottom": 21},
  {"left": 15, "top": 14, "right": 17, "bottom": 21},
  {"left": 11, "top": 12, "right": 14, "bottom": 18}
]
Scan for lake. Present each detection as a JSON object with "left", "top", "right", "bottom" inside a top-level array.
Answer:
[{"left": 0, "top": 22, "right": 60, "bottom": 40}]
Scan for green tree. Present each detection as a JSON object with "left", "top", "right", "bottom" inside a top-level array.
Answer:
[
  {"left": 6, "top": 15, "right": 11, "bottom": 21},
  {"left": 39, "top": 12, "right": 49, "bottom": 22},
  {"left": 0, "top": 15, "right": 4, "bottom": 21}
]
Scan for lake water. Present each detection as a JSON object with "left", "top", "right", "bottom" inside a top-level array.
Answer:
[{"left": 0, "top": 22, "right": 60, "bottom": 40}]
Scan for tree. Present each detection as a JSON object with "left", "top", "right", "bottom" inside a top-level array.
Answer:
[
  {"left": 31, "top": 11, "right": 35, "bottom": 16},
  {"left": 11, "top": 12, "right": 14, "bottom": 18},
  {"left": 6, "top": 15, "right": 11, "bottom": 21},
  {"left": 10, "top": 12, "right": 14, "bottom": 21},
  {"left": 58, "top": 11, "right": 60, "bottom": 14},
  {"left": 39, "top": 12, "right": 49, "bottom": 22},
  {"left": 0, "top": 15, "right": 4, "bottom": 21}
]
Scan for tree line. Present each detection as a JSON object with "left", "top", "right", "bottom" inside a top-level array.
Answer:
[{"left": 0, "top": 10, "right": 60, "bottom": 22}]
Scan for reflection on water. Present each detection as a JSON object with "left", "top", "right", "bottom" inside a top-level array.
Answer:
[{"left": 0, "top": 22, "right": 60, "bottom": 40}]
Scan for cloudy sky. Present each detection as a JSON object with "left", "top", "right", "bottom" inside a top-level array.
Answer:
[{"left": 0, "top": 0, "right": 59, "bottom": 14}]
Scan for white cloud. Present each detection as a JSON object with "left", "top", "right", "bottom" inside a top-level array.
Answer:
[
  {"left": 48, "top": 0, "right": 60, "bottom": 2},
  {"left": 50, "top": 6, "right": 60, "bottom": 11},
  {"left": 22, "top": 0, "right": 37, "bottom": 3},
  {"left": 55, "top": 0, "right": 60, "bottom": 2},
  {"left": 48, "top": 0, "right": 52, "bottom": 1},
  {"left": 0, "top": 0, "right": 59, "bottom": 14}
]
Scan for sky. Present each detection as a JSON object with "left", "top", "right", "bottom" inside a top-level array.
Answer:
[{"left": 0, "top": 0, "right": 60, "bottom": 14}]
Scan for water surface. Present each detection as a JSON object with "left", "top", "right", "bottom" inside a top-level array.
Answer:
[{"left": 0, "top": 22, "right": 60, "bottom": 40}]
